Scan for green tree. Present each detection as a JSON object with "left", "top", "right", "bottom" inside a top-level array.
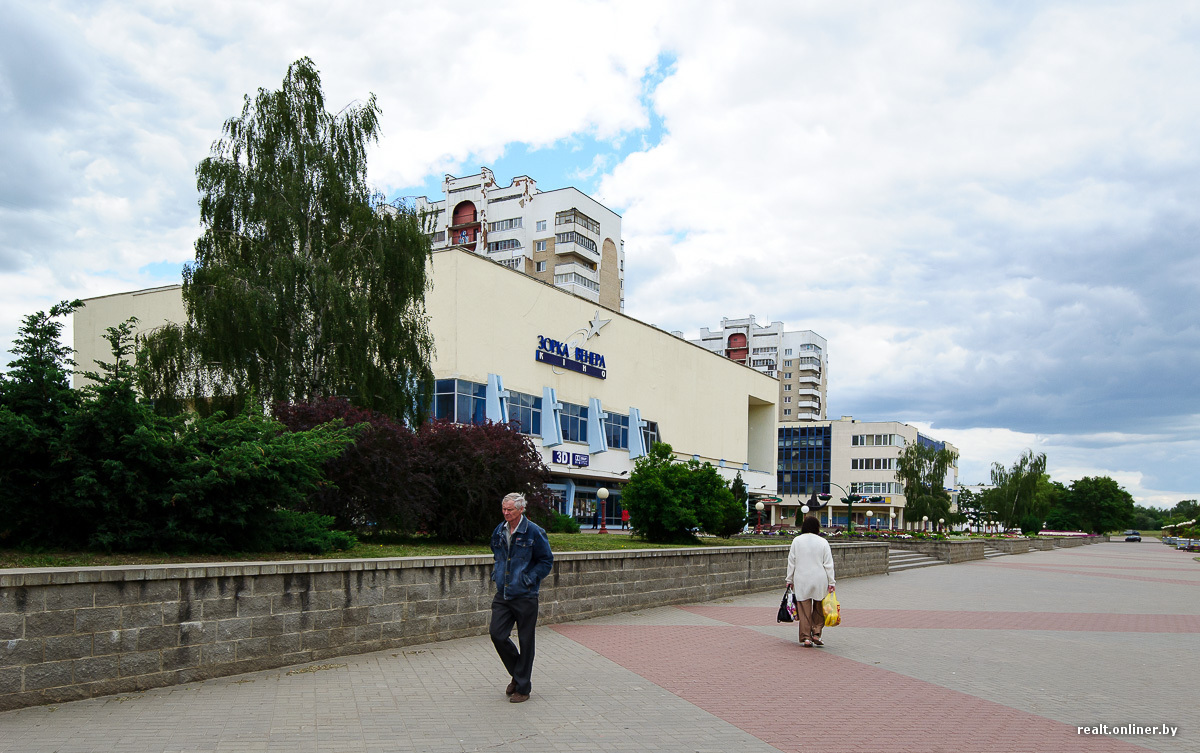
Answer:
[
  {"left": 1065, "top": 476, "right": 1135, "bottom": 534},
  {"left": 3, "top": 312, "right": 356, "bottom": 553},
  {"left": 0, "top": 301, "right": 83, "bottom": 543},
  {"left": 955, "top": 487, "right": 982, "bottom": 530},
  {"left": 896, "top": 441, "right": 957, "bottom": 528},
  {"left": 139, "top": 57, "right": 434, "bottom": 422},
  {"left": 1131, "top": 504, "right": 1167, "bottom": 531},
  {"left": 622, "top": 442, "right": 742, "bottom": 543},
  {"left": 730, "top": 471, "right": 749, "bottom": 526},
  {"left": 1168, "top": 499, "right": 1199, "bottom": 523},
  {"left": 989, "top": 450, "right": 1048, "bottom": 531},
  {"left": 1040, "top": 478, "right": 1077, "bottom": 531}
]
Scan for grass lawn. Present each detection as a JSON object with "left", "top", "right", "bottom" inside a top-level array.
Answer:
[{"left": 0, "top": 533, "right": 786, "bottom": 570}]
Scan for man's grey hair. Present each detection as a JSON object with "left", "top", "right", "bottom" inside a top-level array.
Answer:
[{"left": 502, "top": 492, "right": 527, "bottom": 511}]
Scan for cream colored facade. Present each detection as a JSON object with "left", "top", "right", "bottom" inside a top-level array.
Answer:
[
  {"left": 427, "top": 249, "right": 777, "bottom": 517},
  {"left": 72, "top": 285, "right": 186, "bottom": 389},
  {"left": 71, "top": 248, "right": 777, "bottom": 521},
  {"left": 769, "top": 416, "right": 958, "bottom": 530}
]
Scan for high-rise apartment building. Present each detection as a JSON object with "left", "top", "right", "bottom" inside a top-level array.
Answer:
[
  {"left": 686, "top": 315, "right": 827, "bottom": 421},
  {"left": 408, "top": 168, "right": 624, "bottom": 311}
]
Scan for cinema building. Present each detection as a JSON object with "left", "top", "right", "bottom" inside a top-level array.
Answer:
[{"left": 72, "top": 248, "right": 779, "bottom": 525}]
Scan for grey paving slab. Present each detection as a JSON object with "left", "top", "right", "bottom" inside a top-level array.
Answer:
[{"left": 0, "top": 541, "right": 1195, "bottom": 753}]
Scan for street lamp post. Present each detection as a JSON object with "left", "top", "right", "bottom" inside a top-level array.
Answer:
[
  {"left": 818, "top": 486, "right": 883, "bottom": 535},
  {"left": 597, "top": 487, "right": 609, "bottom": 534},
  {"left": 865, "top": 510, "right": 874, "bottom": 530},
  {"left": 890, "top": 510, "right": 896, "bottom": 530},
  {"left": 922, "top": 515, "right": 929, "bottom": 532},
  {"left": 755, "top": 501, "right": 765, "bottom": 533},
  {"left": 938, "top": 517, "right": 945, "bottom": 534}
]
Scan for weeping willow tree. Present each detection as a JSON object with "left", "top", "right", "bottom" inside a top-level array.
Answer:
[
  {"left": 895, "top": 440, "right": 958, "bottom": 527},
  {"left": 988, "top": 449, "right": 1048, "bottom": 532},
  {"left": 139, "top": 58, "right": 434, "bottom": 421}
]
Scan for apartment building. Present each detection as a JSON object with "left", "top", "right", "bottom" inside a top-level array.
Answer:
[
  {"left": 408, "top": 168, "right": 624, "bottom": 311},
  {"left": 686, "top": 315, "right": 828, "bottom": 421}
]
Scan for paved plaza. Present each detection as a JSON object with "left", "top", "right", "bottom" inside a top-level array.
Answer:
[{"left": 0, "top": 541, "right": 1196, "bottom": 752}]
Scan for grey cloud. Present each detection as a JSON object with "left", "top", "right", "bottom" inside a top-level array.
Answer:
[{"left": 0, "top": 3, "right": 93, "bottom": 129}]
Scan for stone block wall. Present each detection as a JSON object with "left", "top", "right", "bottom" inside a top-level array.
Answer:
[
  {"left": 981, "top": 538, "right": 1032, "bottom": 554},
  {"left": 887, "top": 539, "right": 986, "bottom": 563},
  {"left": 0, "top": 542, "right": 887, "bottom": 710}
]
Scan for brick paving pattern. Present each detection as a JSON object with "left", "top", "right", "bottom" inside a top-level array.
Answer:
[{"left": 0, "top": 541, "right": 1195, "bottom": 752}]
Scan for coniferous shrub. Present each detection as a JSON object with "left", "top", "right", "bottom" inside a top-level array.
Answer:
[{"left": 1, "top": 311, "right": 356, "bottom": 553}]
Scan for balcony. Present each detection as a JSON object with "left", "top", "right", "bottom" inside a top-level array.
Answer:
[
  {"left": 553, "top": 279, "right": 600, "bottom": 302},
  {"left": 554, "top": 262, "right": 598, "bottom": 283},
  {"left": 554, "top": 239, "right": 600, "bottom": 260}
]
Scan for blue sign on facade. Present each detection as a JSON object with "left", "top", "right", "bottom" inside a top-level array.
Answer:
[
  {"left": 551, "top": 450, "right": 590, "bottom": 467},
  {"left": 535, "top": 335, "right": 607, "bottom": 379}
]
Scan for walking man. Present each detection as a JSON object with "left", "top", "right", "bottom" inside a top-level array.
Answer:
[{"left": 489, "top": 492, "right": 554, "bottom": 703}]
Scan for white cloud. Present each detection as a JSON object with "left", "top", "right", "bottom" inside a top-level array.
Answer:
[{"left": 1, "top": 0, "right": 1197, "bottom": 505}]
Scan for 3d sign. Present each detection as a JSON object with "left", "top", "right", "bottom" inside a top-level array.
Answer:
[{"left": 551, "top": 450, "right": 590, "bottom": 467}]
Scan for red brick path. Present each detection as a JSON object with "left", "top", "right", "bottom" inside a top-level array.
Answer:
[
  {"left": 680, "top": 606, "right": 1200, "bottom": 632},
  {"left": 553, "top": 622, "right": 1150, "bottom": 752}
]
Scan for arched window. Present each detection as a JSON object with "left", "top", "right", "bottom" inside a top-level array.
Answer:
[
  {"left": 726, "top": 333, "right": 748, "bottom": 363},
  {"left": 452, "top": 201, "right": 477, "bottom": 226}
]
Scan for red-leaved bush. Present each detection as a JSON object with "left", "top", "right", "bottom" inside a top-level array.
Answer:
[{"left": 275, "top": 399, "right": 551, "bottom": 542}]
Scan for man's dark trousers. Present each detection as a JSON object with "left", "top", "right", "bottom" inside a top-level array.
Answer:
[{"left": 490, "top": 594, "right": 539, "bottom": 695}]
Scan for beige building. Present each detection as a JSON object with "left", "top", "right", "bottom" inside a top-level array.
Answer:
[
  {"left": 72, "top": 248, "right": 777, "bottom": 524},
  {"left": 71, "top": 285, "right": 185, "bottom": 390},
  {"left": 406, "top": 168, "right": 625, "bottom": 312},
  {"left": 769, "top": 417, "right": 959, "bottom": 531}
]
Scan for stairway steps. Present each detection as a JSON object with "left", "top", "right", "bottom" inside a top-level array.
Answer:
[{"left": 887, "top": 549, "right": 944, "bottom": 573}]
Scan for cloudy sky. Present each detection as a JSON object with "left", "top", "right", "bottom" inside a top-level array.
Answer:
[{"left": 2, "top": 0, "right": 1198, "bottom": 507}]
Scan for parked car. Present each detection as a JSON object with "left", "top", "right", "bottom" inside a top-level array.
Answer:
[{"left": 1123, "top": 530, "right": 1141, "bottom": 542}]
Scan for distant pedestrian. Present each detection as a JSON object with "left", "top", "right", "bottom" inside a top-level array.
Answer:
[
  {"left": 621, "top": 509, "right": 630, "bottom": 529},
  {"left": 592, "top": 506, "right": 600, "bottom": 529},
  {"left": 490, "top": 493, "right": 554, "bottom": 703},
  {"left": 785, "top": 516, "right": 836, "bottom": 647}
]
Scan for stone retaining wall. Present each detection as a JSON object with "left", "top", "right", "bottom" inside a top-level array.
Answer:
[
  {"left": 981, "top": 538, "right": 1032, "bottom": 554},
  {"left": 0, "top": 542, "right": 886, "bottom": 711},
  {"left": 1047, "top": 536, "right": 1102, "bottom": 548},
  {"left": 887, "top": 539, "right": 985, "bottom": 563}
]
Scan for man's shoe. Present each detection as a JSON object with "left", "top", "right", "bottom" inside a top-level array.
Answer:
[
  {"left": 505, "top": 680, "right": 517, "bottom": 697},
  {"left": 509, "top": 692, "right": 530, "bottom": 703}
]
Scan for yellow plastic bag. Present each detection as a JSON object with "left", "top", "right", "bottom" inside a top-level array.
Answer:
[{"left": 822, "top": 590, "right": 841, "bottom": 627}]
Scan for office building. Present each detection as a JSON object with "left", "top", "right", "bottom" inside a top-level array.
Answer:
[{"left": 767, "top": 417, "right": 959, "bottom": 530}]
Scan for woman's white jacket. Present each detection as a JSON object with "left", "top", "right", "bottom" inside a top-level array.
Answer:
[{"left": 785, "top": 533, "right": 836, "bottom": 601}]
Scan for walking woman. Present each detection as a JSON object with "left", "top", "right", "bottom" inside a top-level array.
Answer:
[{"left": 785, "top": 516, "right": 836, "bottom": 647}]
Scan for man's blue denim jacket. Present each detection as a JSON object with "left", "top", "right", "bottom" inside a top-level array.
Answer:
[{"left": 490, "top": 517, "right": 554, "bottom": 600}]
